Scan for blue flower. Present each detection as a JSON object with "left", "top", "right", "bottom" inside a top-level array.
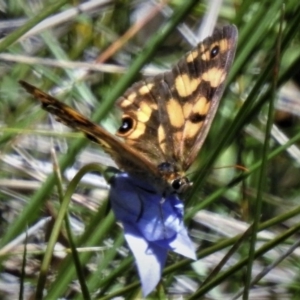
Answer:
[{"left": 108, "top": 171, "right": 196, "bottom": 296}]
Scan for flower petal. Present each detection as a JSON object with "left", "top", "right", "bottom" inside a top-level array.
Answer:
[
  {"left": 108, "top": 171, "right": 197, "bottom": 295},
  {"left": 169, "top": 226, "right": 197, "bottom": 260},
  {"left": 123, "top": 222, "right": 167, "bottom": 296},
  {"left": 110, "top": 173, "right": 180, "bottom": 241}
]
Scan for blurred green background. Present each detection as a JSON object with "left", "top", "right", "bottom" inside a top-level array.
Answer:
[{"left": 1, "top": 0, "right": 300, "bottom": 299}]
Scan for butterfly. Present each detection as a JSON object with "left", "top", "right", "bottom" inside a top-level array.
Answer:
[{"left": 20, "top": 25, "right": 238, "bottom": 197}]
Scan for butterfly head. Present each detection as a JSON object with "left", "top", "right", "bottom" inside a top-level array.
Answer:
[{"left": 158, "top": 162, "right": 192, "bottom": 194}]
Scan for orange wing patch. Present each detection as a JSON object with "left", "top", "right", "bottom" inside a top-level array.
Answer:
[
  {"left": 175, "top": 73, "right": 200, "bottom": 97},
  {"left": 202, "top": 68, "right": 227, "bottom": 87}
]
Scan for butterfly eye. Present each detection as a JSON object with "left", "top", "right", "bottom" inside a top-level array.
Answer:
[
  {"left": 210, "top": 45, "right": 219, "bottom": 58},
  {"left": 171, "top": 177, "right": 190, "bottom": 193},
  {"left": 118, "top": 116, "right": 135, "bottom": 135},
  {"left": 172, "top": 178, "right": 182, "bottom": 191}
]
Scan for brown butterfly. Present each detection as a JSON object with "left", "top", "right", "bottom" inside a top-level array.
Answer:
[{"left": 20, "top": 25, "right": 238, "bottom": 196}]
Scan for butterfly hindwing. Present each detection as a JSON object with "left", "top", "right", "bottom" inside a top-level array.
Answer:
[
  {"left": 116, "top": 80, "right": 164, "bottom": 163},
  {"left": 19, "top": 81, "right": 160, "bottom": 179}
]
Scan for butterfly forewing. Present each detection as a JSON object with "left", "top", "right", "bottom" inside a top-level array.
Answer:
[{"left": 116, "top": 25, "right": 238, "bottom": 174}]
